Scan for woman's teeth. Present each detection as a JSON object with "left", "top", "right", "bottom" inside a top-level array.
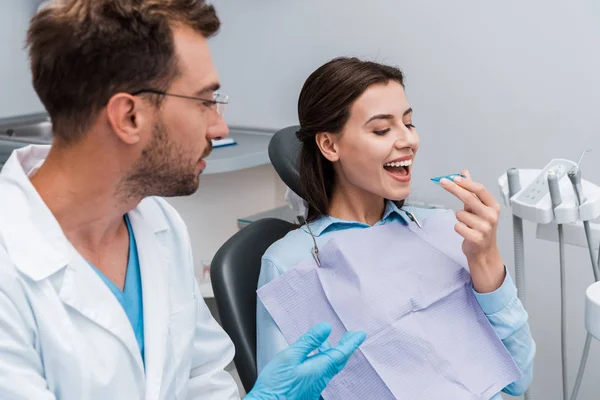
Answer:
[{"left": 384, "top": 160, "right": 413, "bottom": 168}]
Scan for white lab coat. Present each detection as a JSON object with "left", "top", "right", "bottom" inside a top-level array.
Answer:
[{"left": 0, "top": 145, "right": 240, "bottom": 400}]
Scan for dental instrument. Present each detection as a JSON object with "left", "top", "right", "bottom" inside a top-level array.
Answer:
[
  {"left": 566, "top": 150, "right": 599, "bottom": 400},
  {"left": 498, "top": 153, "right": 600, "bottom": 400},
  {"left": 567, "top": 150, "right": 599, "bottom": 281},
  {"left": 548, "top": 171, "right": 568, "bottom": 400},
  {"left": 507, "top": 169, "right": 527, "bottom": 305},
  {"left": 506, "top": 168, "right": 532, "bottom": 400}
]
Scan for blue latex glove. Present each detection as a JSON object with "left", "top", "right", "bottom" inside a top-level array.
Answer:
[{"left": 246, "top": 322, "right": 366, "bottom": 400}]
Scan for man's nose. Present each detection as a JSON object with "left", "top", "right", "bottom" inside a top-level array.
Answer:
[{"left": 207, "top": 116, "right": 229, "bottom": 140}]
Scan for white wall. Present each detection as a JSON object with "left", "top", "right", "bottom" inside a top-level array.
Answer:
[
  {"left": 0, "top": 0, "right": 44, "bottom": 118},
  {"left": 210, "top": 0, "right": 600, "bottom": 399}
]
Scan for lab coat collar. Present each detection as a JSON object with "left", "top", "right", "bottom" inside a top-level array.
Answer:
[
  {"left": 0, "top": 145, "right": 171, "bottom": 282},
  {"left": 305, "top": 200, "right": 408, "bottom": 237},
  {"left": 0, "top": 145, "right": 70, "bottom": 281},
  {"left": 0, "top": 145, "right": 173, "bottom": 386}
]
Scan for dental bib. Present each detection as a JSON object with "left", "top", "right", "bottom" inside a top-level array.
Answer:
[{"left": 257, "top": 210, "right": 522, "bottom": 400}]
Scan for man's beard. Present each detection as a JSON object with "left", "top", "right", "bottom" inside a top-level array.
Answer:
[{"left": 119, "top": 122, "right": 211, "bottom": 200}]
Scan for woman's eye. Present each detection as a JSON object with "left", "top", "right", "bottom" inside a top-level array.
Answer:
[
  {"left": 373, "top": 128, "right": 390, "bottom": 135},
  {"left": 202, "top": 101, "right": 213, "bottom": 108},
  {"left": 405, "top": 123, "right": 416, "bottom": 129}
]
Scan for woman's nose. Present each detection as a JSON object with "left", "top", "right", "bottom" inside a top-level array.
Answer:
[{"left": 394, "top": 126, "right": 419, "bottom": 148}]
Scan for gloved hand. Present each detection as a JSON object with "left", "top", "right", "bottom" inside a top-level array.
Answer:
[{"left": 245, "top": 322, "right": 366, "bottom": 400}]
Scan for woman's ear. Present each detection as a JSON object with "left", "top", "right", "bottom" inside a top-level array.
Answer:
[{"left": 315, "top": 132, "right": 339, "bottom": 162}]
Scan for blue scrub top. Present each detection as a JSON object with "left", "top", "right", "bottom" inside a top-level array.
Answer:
[{"left": 88, "top": 215, "right": 145, "bottom": 365}]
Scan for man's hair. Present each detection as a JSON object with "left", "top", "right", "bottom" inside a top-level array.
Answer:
[{"left": 26, "top": 0, "right": 220, "bottom": 143}]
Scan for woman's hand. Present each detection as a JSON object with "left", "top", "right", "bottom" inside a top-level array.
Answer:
[{"left": 440, "top": 170, "right": 505, "bottom": 293}]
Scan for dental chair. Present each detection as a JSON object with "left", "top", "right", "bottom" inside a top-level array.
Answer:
[{"left": 210, "top": 125, "right": 301, "bottom": 393}]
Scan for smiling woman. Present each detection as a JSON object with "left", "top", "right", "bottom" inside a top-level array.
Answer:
[
  {"left": 295, "top": 57, "right": 418, "bottom": 224},
  {"left": 256, "top": 56, "right": 536, "bottom": 400}
]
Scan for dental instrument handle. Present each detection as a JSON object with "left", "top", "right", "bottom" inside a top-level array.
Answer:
[
  {"left": 567, "top": 167, "right": 599, "bottom": 280},
  {"left": 597, "top": 236, "right": 600, "bottom": 281},
  {"left": 568, "top": 168, "right": 587, "bottom": 205},
  {"left": 585, "top": 221, "right": 600, "bottom": 282},
  {"left": 569, "top": 172, "right": 595, "bottom": 281},
  {"left": 558, "top": 223, "right": 568, "bottom": 400},
  {"left": 548, "top": 172, "right": 568, "bottom": 400},
  {"left": 570, "top": 332, "right": 592, "bottom": 400},
  {"left": 564, "top": 163, "right": 597, "bottom": 400},
  {"left": 547, "top": 171, "right": 562, "bottom": 209},
  {"left": 507, "top": 168, "right": 521, "bottom": 194},
  {"left": 507, "top": 168, "right": 533, "bottom": 400},
  {"left": 507, "top": 169, "right": 527, "bottom": 303}
]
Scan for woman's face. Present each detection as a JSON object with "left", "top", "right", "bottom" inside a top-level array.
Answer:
[{"left": 318, "top": 81, "right": 419, "bottom": 202}]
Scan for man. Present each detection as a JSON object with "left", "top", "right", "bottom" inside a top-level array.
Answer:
[{"left": 0, "top": 1, "right": 366, "bottom": 399}]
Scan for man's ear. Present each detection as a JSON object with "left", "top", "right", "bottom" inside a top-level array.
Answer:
[
  {"left": 315, "top": 132, "right": 339, "bottom": 162},
  {"left": 105, "top": 93, "right": 150, "bottom": 145}
]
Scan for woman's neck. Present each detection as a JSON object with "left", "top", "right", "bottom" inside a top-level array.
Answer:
[{"left": 328, "top": 185, "right": 386, "bottom": 226}]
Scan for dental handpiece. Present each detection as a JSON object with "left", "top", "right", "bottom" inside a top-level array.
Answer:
[
  {"left": 567, "top": 153, "right": 599, "bottom": 400},
  {"left": 569, "top": 149, "right": 592, "bottom": 205},
  {"left": 567, "top": 164, "right": 599, "bottom": 281},
  {"left": 507, "top": 168, "right": 527, "bottom": 302},
  {"left": 507, "top": 168, "right": 533, "bottom": 400},
  {"left": 568, "top": 167, "right": 586, "bottom": 205},
  {"left": 548, "top": 171, "right": 568, "bottom": 400},
  {"left": 548, "top": 171, "right": 562, "bottom": 209}
]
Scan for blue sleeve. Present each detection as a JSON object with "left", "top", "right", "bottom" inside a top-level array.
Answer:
[
  {"left": 256, "top": 257, "right": 290, "bottom": 373},
  {"left": 473, "top": 269, "right": 536, "bottom": 396}
]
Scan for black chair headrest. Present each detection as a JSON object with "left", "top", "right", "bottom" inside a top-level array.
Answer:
[{"left": 268, "top": 125, "right": 303, "bottom": 198}]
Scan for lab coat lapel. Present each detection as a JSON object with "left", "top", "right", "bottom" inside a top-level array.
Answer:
[
  {"left": 2, "top": 145, "right": 145, "bottom": 373},
  {"left": 128, "top": 210, "right": 170, "bottom": 400},
  {"left": 58, "top": 255, "right": 145, "bottom": 373}
]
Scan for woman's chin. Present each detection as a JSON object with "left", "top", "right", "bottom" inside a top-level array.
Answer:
[{"left": 385, "top": 189, "right": 410, "bottom": 202}]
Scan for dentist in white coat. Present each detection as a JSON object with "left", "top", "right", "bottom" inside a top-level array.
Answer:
[{"left": 0, "top": 1, "right": 366, "bottom": 399}]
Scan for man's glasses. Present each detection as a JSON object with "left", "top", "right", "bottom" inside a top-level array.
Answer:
[{"left": 131, "top": 89, "right": 228, "bottom": 116}]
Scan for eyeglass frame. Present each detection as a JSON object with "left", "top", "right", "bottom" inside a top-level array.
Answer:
[{"left": 130, "top": 89, "right": 228, "bottom": 116}]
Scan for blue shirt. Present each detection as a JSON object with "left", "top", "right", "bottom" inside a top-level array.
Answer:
[
  {"left": 256, "top": 202, "right": 535, "bottom": 399},
  {"left": 88, "top": 215, "right": 145, "bottom": 365}
]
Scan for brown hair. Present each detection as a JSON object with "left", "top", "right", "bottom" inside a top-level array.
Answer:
[
  {"left": 296, "top": 57, "right": 406, "bottom": 222},
  {"left": 26, "top": 0, "right": 220, "bottom": 144}
]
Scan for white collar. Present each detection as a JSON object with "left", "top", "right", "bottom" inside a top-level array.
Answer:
[{"left": 0, "top": 145, "right": 170, "bottom": 281}]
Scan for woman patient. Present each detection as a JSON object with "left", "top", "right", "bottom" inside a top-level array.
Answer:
[{"left": 256, "top": 57, "right": 535, "bottom": 398}]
